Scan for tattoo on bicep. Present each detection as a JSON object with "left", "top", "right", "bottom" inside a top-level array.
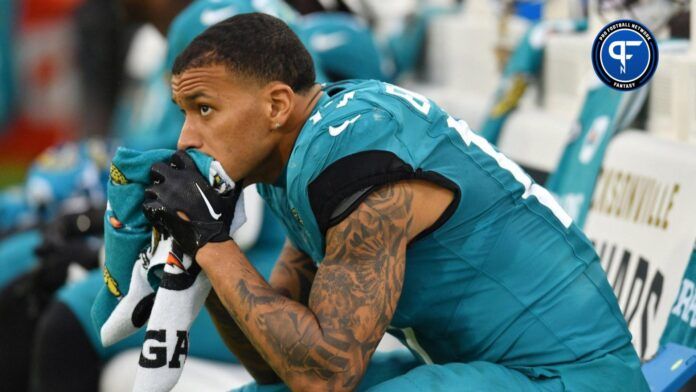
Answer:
[
  {"left": 311, "top": 183, "right": 411, "bottom": 360},
  {"left": 231, "top": 183, "right": 413, "bottom": 389}
]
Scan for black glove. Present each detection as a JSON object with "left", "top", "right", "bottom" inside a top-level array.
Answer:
[{"left": 142, "top": 150, "right": 241, "bottom": 256}]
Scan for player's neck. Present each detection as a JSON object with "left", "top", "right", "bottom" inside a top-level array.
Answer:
[
  {"left": 280, "top": 84, "right": 323, "bottom": 158},
  {"left": 274, "top": 85, "right": 323, "bottom": 176}
]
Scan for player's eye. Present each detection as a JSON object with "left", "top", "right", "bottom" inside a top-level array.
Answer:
[{"left": 199, "top": 105, "right": 212, "bottom": 117}]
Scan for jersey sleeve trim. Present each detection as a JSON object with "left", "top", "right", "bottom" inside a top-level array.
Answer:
[{"left": 307, "top": 150, "right": 461, "bottom": 242}]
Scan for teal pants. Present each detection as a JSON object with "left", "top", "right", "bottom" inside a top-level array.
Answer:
[
  {"left": 233, "top": 350, "right": 420, "bottom": 392},
  {"left": 235, "top": 342, "right": 648, "bottom": 391}
]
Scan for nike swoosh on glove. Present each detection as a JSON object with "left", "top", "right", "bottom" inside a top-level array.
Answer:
[{"left": 143, "top": 150, "right": 241, "bottom": 256}]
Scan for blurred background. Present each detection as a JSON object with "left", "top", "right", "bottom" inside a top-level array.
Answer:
[{"left": 0, "top": 0, "right": 695, "bottom": 390}]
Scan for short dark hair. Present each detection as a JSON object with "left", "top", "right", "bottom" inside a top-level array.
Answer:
[{"left": 172, "top": 13, "right": 316, "bottom": 92}]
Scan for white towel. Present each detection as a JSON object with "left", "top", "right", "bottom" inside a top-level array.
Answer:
[{"left": 134, "top": 161, "right": 246, "bottom": 391}]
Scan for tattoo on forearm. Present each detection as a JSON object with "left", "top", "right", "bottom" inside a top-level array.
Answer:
[
  {"left": 228, "top": 183, "right": 412, "bottom": 390},
  {"left": 204, "top": 240, "right": 319, "bottom": 385},
  {"left": 205, "top": 290, "right": 281, "bottom": 384},
  {"left": 270, "top": 244, "right": 317, "bottom": 304}
]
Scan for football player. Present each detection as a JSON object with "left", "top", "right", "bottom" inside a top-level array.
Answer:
[{"left": 144, "top": 13, "right": 649, "bottom": 391}]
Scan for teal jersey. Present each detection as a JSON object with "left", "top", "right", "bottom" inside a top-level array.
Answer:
[{"left": 258, "top": 80, "right": 636, "bottom": 379}]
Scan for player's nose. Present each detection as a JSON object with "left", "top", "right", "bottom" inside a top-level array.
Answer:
[{"left": 177, "top": 120, "right": 202, "bottom": 150}]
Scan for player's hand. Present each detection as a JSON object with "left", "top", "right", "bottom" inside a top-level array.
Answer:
[{"left": 142, "top": 150, "right": 241, "bottom": 256}]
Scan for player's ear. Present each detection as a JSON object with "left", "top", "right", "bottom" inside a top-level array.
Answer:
[{"left": 266, "top": 82, "right": 294, "bottom": 131}]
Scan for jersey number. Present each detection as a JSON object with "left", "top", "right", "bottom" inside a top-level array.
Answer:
[
  {"left": 385, "top": 84, "right": 431, "bottom": 116},
  {"left": 447, "top": 117, "right": 573, "bottom": 228}
]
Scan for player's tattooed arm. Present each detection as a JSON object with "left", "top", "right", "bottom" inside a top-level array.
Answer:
[
  {"left": 268, "top": 239, "right": 318, "bottom": 304},
  {"left": 204, "top": 240, "right": 316, "bottom": 384},
  {"left": 197, "top": 182, "right": 413, "bottom": 391},
  {"left": 205, "top": 290, "right": 281, "bottom": 384}
]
